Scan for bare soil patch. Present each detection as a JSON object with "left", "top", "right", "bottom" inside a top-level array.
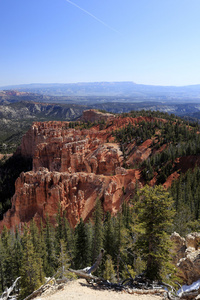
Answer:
[{"left": 35, "top": 279, "right": 163, "bottom": 300}]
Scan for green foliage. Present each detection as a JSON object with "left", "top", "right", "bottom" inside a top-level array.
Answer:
[
  {"left": 92, "top": 199, "right": 103, "bottom": 264},
  {"left": 121, "top": 264, "right": 136, "bottom": 280},
  {"left": 103, "top": 212, "right": 115, "bottom": 258},
  {"left": 103, "top": 255, "right": 116, "bottom": 282},
  {"left": 0, "top": 184, "right": 193, "bottom": 295},
  {"left": 170, "top": 166, "right": 200, "bottom": 235},
  {"left": 44, "top": 215, "right": 57, "bottom": 276},
  {"left": 57, "top": 239, "right": 71, "bottom": 279},
  {"left": 12, "top": 227, "right": 23, "bottom": 280},
  {"left": 19, "top": 225, "right": 45, "bottom": 299},
  {"left": 134, "top": 185, "right": 175, "bottom": 281},
  {"left": 0, "top": 226, "right": 14, "bottom": 290},
  {"left": 74, "top": 218, "right": 91, "bottom": 269},
  {"left": 113, "top": 121, "right": 157, "bottom": 147},
  {"left": 140, "top": 120, "right": 200, "bottom": 183}
]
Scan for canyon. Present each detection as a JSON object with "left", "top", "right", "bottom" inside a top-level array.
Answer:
[
  {"left": 1, "top": 109, "right": 200, "bottom": 286},
  {"left": 1, "top": 109, "right": 200, "bottom": 232},
  {"left": 0, "top": 110, "right": 147, "bottom": 229}
]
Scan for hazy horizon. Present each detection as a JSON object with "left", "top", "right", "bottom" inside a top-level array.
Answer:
[{"left": 2, "top": 81, "right": 200, "bottom": 89}]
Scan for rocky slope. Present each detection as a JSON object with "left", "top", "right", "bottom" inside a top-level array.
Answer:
[
  {"left": 171, "top": 232, "right": 200, "bottom": 284},
  {"left": 1, "top": 109, "right": 199, "bottom": 230},
  {"left": 0, "top": 110, "right": 145, "bottom": 229}
]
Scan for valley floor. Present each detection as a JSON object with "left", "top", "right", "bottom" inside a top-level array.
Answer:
[{"left": 35, "top": 279, "right": 163, "bottom": 300}]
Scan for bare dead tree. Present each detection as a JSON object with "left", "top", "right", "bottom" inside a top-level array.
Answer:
[{"left": 0, "top": 277, "right": 20, "bottom": 300}]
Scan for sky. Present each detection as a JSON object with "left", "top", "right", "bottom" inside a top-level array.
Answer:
[{"left": 1, "top": 0, "right": 200, "bottom": 87}]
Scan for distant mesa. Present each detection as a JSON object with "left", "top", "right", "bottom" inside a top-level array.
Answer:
[{"left": 1, "top": 81, "right": 200, "bottom": 99}]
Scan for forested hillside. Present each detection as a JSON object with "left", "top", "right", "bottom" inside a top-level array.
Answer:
[
  {"left": 0, "top": 109, "right": 200, "bottom": 298},
  {"left": 0, "top": 188, "right": 175, "bottom": 298}
]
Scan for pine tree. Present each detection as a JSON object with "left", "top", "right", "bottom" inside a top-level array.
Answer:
[
  {"left": 74, "top": 218, "right": 91, "bottom": 269},
  {"left": 0, "top": 239, "right": 6, "bottom": 292},
  {"left": 0, "top": 226, "right": 13, "bottom": 289},
  {"left": 44, "top": 215, "right": 57, "bottom": 276},
  {"left": 92, "top": 199, "right": 103, "bottom": 264},
  {"left": 12, "top": 227, "right": 23, "bottom": 280},
  {"left": 103, "top": 212, "right": 115, "bottom": 258},
  {"left": 134, "top": 185, "right": 175, "bottom": 281},
  {"left": 62, "top": 212, "right": 74, "bottom": 255},
  {"left": 38, "top": 220, "right": 49, "bottom": 276},
  {"left": 103, "top": 255, "right": 116, "bottom": 282},
  {"left": 30, "top": 219, "right": 40, "bottom": 253},
  {"left": 122, "top": 200, "right": 133, "bottom": 230},
  {"left": 57, "top": 239, "right": 71, "bottom": 278},
  {"left": 55, "top": 203, "right": 63, "bottom": 250},
  {"left": 30, "top": 219, "right": 48, "bottom": 277},
  {"left": 113, "top": 212, "right": 129, "bottom": 281},
  {"left": 55, "top": 208, "right": 75, "bottom": 262},
  {"left": 20, "top": 225, "right": 45, "bottom": 299}
]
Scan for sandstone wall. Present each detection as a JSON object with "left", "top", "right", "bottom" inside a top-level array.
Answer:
[
  {"left": 0, "top": 112, "right": 146, "bottom": 229},
  {"left": 0, "top": 168, "right": 139, "bottom": 230}
]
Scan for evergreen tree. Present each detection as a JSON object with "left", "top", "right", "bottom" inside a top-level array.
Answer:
[
  {"left": 103, "top": 212, "right": 115, "bottom": 258},
  {"left": 20, "top": 225, "right": 45, "bottom": 299},
  {"left": 134, "top": 185, "right": 175, "bottom": 281},
  {"left": 0, "top": 239, "right": 6, "bottom": 292},
  {"left": 55, "top": 208, "right": 75, "bottom": 262},
  {"left": 55, "top": 203, "right": 63, "bottom": 251},
  {"left": 103, "top": 255, "right": 116, "bottom": 282},
  {"left": 38, "top": 220, "right": 49, "bottom": 276},
  {"left": 12, "top": 227, "right": 23, "bottom": 280},
  {"left": 57, "top": 239, "right": 71, "bottom": 279},
  {"left": 92, "top": 199, "right": 103, "bottom": 264},
  {"left": 113, "top": 212, "right": 129, "bottom": 281},
  {"left": 122, "top": 200, "right": 133, "bottom": 230},
  {"left": 30, "top": 219, "right": 48, "bottom": 276},
  {"left": 62, "top": 212, "right": 74, "bottom": 257},
  {"left": 74, "top": 218, "right": 91, "bottom": 269},
  {"left": 30, "top": 219, "right": 40, "bottom": 253},
  {"left": 0, "top": 226, "right": 13, "bottom": 289},
  {"left": 44, "top": 215, "right": 57, "bottom": 276}
]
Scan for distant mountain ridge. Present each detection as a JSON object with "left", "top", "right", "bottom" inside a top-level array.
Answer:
[{"left": 1, "top": 81, "right": 200, "bottom": 99}]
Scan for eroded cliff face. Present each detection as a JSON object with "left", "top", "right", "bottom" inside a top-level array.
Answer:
[
  {"left": 0, "top": 167, "right": 139, "bottom": 230},
  {"left": 0, "top": 111, "right": 148, "bottom": 230},
  {"left": 171, "top": 232, "right": 200, "bottom": 284},
  {"left": 20, "top": 121, "right": 123, "bottom": 175}
]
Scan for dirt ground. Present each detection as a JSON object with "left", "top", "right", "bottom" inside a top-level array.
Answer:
[{"left": 35, "top": 279, "right": 164, "bottom": 300}]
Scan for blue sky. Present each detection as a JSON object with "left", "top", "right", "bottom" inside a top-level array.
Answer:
[{"left": 1, "top": 0, "right": 200, "bottom": 87}]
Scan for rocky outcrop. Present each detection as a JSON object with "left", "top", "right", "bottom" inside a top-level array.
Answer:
[
  {"left": 80, "top": 109, "right": 115, "bottom": 123},
  {"left": 0, "top": 114, "right": 148, "bottom": 229},
  {"left": 1, "top": 112, "right": 187, "bottom": 231},
  {"left": 19, "top": 121, "right": 123, "bottom": 175},
  {"left": 0, "top": 168, "right": 139, "bottom": 230},
  {"left": 171, "top": 232, "right": 200, "bottom": 284}
]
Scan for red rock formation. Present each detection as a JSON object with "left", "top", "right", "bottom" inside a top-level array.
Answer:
[
  {"left": 19, "top": 120, "right": 123, "bottom": 175},
  {"left": 2, "top": 112, "right": 154, "bottom": 230},
  {"left": 2, "top": 111, "right": 190, "bottom": 230},
  {"left": 80, "top": 109, "right": 115, "bottom": 123},
  {"left": 0, "top": 168, "right": 139, "bottom": 230}
]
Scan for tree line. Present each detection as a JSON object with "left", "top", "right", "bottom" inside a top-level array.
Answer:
[
  {"left": 0, "top": 186, "right": 175, "bottom": 299},
  {"left": 170, "top": 166, "right": 200, "bottom": 236}
]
